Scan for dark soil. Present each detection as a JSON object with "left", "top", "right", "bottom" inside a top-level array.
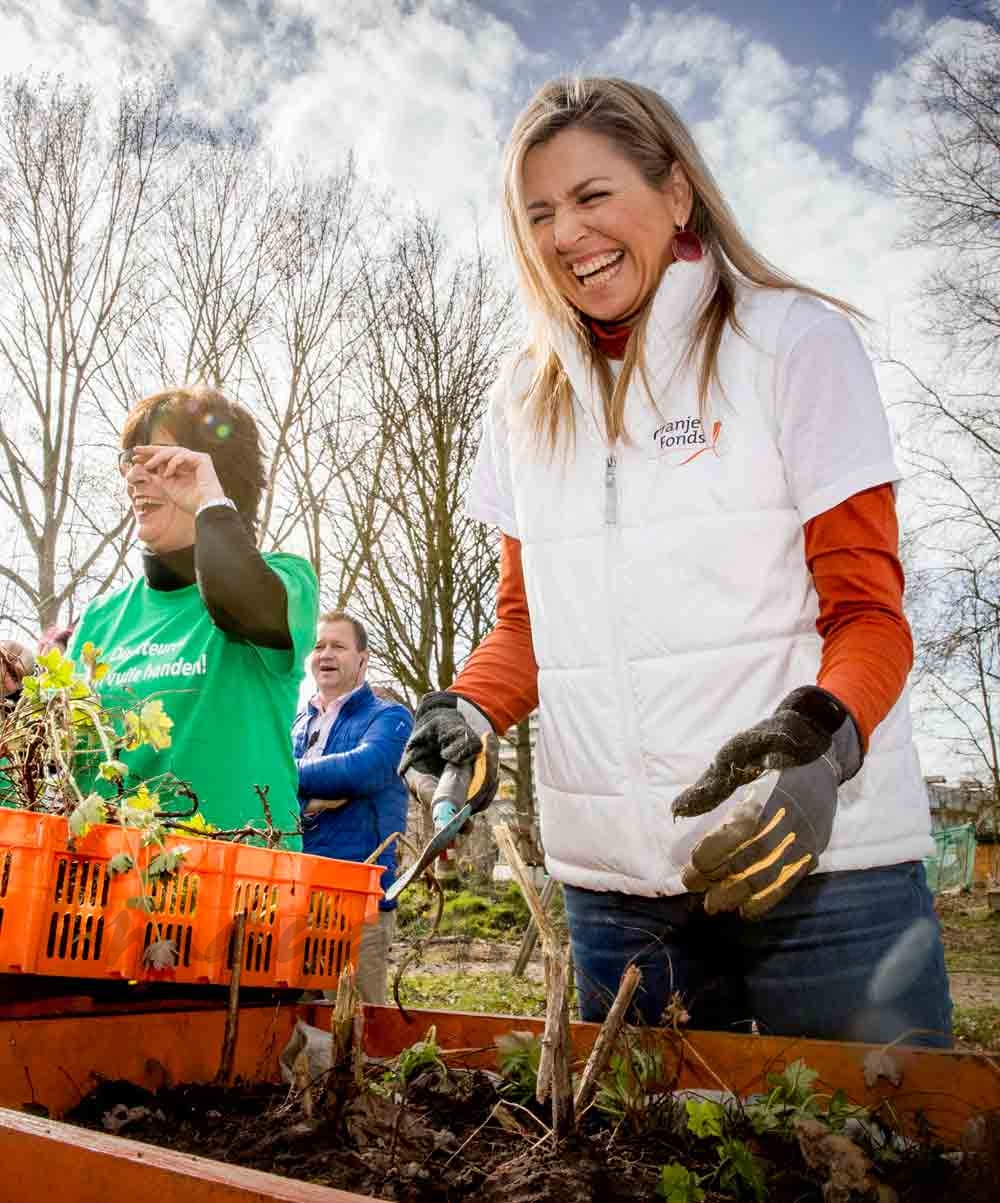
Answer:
[{"left": 65, "top": 1069, "right": 1000, "bottom": 1203}]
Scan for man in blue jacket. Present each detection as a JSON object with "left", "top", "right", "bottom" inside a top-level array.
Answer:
[{"left": 293, "top": 610, "right": 412, "bottom": 1003}]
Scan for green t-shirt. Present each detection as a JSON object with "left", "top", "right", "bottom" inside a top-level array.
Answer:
[{"left": 69, "top": 553, "right": 317, "bottom": 849}]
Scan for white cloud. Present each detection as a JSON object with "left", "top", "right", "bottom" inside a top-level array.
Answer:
[
  {"left": 259, "top": 0, "right": 530, "bottom": 224},
  {"left": 0, "top": 2, "right": 967, "bottom": 391},
  {"left": 854, "top": 15, "right": 985, "bottom": 166},
  {"left": 0, "top": 0, "right": 134, "bottom": 80},
  {"left": 809, "top": 66, "right": 852, "bottom": 136},
  {"left": 877, "top": 3, "right": 929, "bottom": 46},
  {"left": 0, "top": 1, "right": 531, "bottom": 227},
  {"left": 809, "top": 91, "right": 851, "bottom": 136}
]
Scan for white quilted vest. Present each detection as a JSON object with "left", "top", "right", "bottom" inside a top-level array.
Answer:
[{"left": 493, "top": 259, "right": 932, "bottom": 896}]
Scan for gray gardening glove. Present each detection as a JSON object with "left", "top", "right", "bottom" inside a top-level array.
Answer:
[
  {"left": 671, "top": 687, "right": 862, "bottom": 920},
  {"left": 398, "top": 691, "right": 500, "bottom": 818}
]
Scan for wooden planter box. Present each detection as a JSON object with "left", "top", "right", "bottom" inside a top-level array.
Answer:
[{"left": 0, "top": 998, "right": 996, "bottom": 1202}]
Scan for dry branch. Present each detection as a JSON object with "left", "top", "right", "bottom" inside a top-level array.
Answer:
[
  {"left": 512, "top": 875, "right": 558, "bottom": 978},
  {"left": 326, "top": 962, "right": 363, "bottom": 1112},
  {"left": 332, "top": 963, "right": 359, "bottom": 1067},
  {"left": 493, "top": 821, "right": 575, "bottom": 1139},
  {"left": 216, "top": 912, "right": 247, "bottom": 1084},
  {"left": 573, "top": 963, "right": 642, "bottom": 1115}
]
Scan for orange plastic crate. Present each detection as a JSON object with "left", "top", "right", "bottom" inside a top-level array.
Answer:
[
  {"left": 31, "top": 817, "right": 233, "bottom": 983},
  {"left": 227, "top": 843, "right": 383, "bottom": 990},
  {"left": 0, "top": 812, "right": 61, "bottom": 975},
  {"left": 0, "top": 812, "right": 383, "bottom": 988}
]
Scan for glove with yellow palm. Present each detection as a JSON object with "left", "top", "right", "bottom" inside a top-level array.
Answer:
[{"left": 671, "top": 686, "right": 862, "bottom": 920}]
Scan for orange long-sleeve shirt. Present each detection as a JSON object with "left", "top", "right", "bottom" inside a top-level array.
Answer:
[{"left": 452, "top": 483, "right": 911, "bottom": 748}]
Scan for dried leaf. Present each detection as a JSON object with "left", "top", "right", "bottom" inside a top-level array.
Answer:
[
  {"left": 862, "top": 1050, "right": 902, "bottom": 1089},
  {"left": 143, "top": 939, "right": 178, "bottom": 970}
]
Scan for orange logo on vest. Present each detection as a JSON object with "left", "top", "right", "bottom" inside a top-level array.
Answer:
[{"left": 679, "top": 419, "right": 722, "bottom": 464}]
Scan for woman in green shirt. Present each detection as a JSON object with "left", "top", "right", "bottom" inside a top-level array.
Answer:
[{"left": 70, "top": 386, "right": 318, "bottom": 847}]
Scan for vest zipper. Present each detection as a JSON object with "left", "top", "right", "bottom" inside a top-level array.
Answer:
[
  {"left": 603, "top": 449, "right": 646, "bottom": 826},
  {"left": 604, "top": 454, "right": 618, "bottom": 525}
]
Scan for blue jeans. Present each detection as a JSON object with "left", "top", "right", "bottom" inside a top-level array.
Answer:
[{"left": 564, "top": 863, "right": 952, "bottom": 1047}]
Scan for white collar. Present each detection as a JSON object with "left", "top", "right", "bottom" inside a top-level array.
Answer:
[{"left": 551, "top": 256, "right": 717, "bottom": 445}]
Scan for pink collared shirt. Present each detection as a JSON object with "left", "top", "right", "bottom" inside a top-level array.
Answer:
[{"left": 302, "top": 687, "right": 361, "bottom": 761}]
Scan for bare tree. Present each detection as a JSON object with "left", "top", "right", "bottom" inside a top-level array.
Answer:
[
  {"left": 878, "top": 6, "right": 1000, "bottom": 790},
  {"left": 247, "top": 162, "right": 367, "bottom": 568},
  {"left": 336, "top": 214, "right": 515, "bottom": 697},
  {"left": 0, "top": 76, "right": 180, "bottom": 631},
  {"left": 916, "top": 556, "right": 1000, "bottom": 799},
  {"left": 135, "top": 128, "right": 280, "bottom": 393},
  {"left": 886, "top": 3, "right": 1000, "bottom": 370},
  {"left": 120, "top": 134, "right": 365, "bottom": 573}
]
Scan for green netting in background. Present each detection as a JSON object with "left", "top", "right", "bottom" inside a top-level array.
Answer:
[{"left": 924, "top": 823, "right": 977, "bottom": 894}]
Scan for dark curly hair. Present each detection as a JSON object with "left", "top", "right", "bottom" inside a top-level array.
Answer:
[{"left": 121, "top": 386, "right": 266, "bottom": 530}]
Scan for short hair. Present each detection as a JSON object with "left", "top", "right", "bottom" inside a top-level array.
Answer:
[
  {"left": 121, "top": 386, "right": 266, "bottom": 530},
  {"left": 318, "top": 610, "right": 368, "bottom": 652}
]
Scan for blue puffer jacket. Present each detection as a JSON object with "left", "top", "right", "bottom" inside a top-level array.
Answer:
[{"left": 293, "top": 684, "right": 412, "bottom": 911}]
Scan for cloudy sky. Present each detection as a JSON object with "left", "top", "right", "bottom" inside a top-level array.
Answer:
[
  {"left": 0, "top": 0, "right": 970, "bottom": 318},
  {"left": 1, "top": 0, "right": 987, "bottom": 773},
  {"left": 1, "top": 1, "right": 977, "bottom": 365}
]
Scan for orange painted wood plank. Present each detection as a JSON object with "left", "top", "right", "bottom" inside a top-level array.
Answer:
[
  {"left": 0, "top": 1108, "right": 388, "bottom": 1203},
  {"left": 359, "top": 1004, "right": 1000, "bottom": 1145},
  {"left": 0, "top": 1006, "right": 299, "bottom": 1118}
]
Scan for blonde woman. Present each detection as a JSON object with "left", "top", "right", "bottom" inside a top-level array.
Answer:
[{"left": 400, "top": 78, "right": 950, "bottom": 1045}]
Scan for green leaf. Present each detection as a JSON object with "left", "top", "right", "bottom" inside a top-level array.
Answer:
[
  {"left": 124, "top": 699, "right": 173, "bottom": 751},
  {"left": 98, "top": 760, "right": 128, "bottom": 782},
  {"left": 146, "top": 846, "right": 189, "bottom": 878},
  {"left": 594, "top": 1045, "right": 669, "bottom": 1132},
  {"left": 390, "top": 1025, "right": 446, "bottom": 1086},
  {"left": 824, "top": 1087, "right": 869, "bottom": 1133},
  {"left": 719, "top": 1138, "right": 767, "bottom": 1203},
  {"left": 37, "top": 648, "right": 75, "bottom": 690},
  {"left": 109, "top": 853, "right": 134, "bottom": 875},
  {"left": 657, "top": 1163, "right": 706, "bottom": 1203},
  {"left": 685, "top": 1098, "right": 726, "bottom": 1139},
  {"left": 68, "top": 793, "right": 108, "bottom": 840},
  {"left": 769, "top": 1059, "right": 819, "bottom": 1106},
  {"left": 496, "top": 1030, "right": 541, "bottom": 1103}
]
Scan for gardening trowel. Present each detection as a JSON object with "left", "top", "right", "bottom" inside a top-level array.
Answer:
[{"left": 385, "top": 762, "right": 473, "bottom": 902}]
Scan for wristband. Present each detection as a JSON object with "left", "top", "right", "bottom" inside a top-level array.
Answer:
[{"left": 195, "top": 496, "right": 238, "bottom": 518}]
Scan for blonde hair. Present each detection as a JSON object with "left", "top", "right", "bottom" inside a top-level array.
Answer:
[{"left": 503, "top": 77, "right": 862, "bottom": 451}]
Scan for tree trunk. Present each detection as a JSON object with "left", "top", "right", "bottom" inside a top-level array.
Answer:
[{"left": 513, "top": 718, "right": 543, "bottom": 865}]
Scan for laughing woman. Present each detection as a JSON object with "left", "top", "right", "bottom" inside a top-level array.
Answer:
[
  {"left": 400, "top": 77, "right": 952, "bottom": 1045},
  {"left": 69, "top": 387, "right": 317, "bottom": 844}
]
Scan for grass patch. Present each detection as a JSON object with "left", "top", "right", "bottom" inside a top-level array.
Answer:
[
  {"left": 952, "top": 1004, "right": 1000, "bottom": 1050},
  {"left": 938, "top": 908, "right": 997, "bottom": 931},
  {"left": 945, "top": 951, "right": 1000, "bottom": 975},
  {"left": 395, "top": 877, "right": 559, "bottom": 942},
  {"left": 396, "top": 970, "right": 550, "bottom": 1017}
]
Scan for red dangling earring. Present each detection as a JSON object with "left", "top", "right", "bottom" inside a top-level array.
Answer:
[{"left": 671, "top": 223, "right": 704, "bottom": 263}]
